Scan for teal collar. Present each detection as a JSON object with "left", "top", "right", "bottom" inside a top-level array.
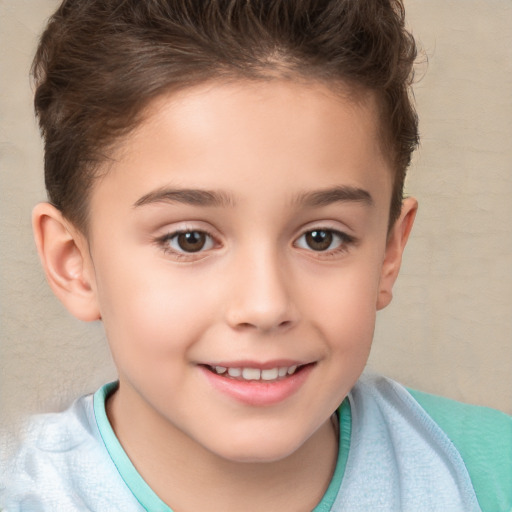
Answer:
[{"left": 94, "top": 381, "right": 351, "bottom": 512}]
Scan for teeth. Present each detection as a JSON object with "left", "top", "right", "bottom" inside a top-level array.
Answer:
[
  {"left": 287, "top": 365, "right": 297, "bottom": 375},
  {"left": 261, "top": 368, "right": 279, "bottom": 381},
  {"left": 227, "top": 367, "right": 242, "bottom": 377},
  {"left": 242, "top": 368, "right": 261, "bottom": 380},
  {"left": 212, "top": 365, "right": 302, "bottom": 381},
  {"left": 278, "top": 367, "right": 288, "bottom": 377}
]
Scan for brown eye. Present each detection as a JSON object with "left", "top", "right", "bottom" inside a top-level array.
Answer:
[
  {"left": 175, "top": 231, "right": 207, "bottom": 252},
  {"left": 161, "top": 231, "right": 215, "bottom": 253},
  {"left": 158, "top": 229, "right": 215, "bottom": 257},
  {"left": 304, "top": 230, "right": 333, "bottom": 251},
  {"left": 295, "top": 228, "right": 353, "bottom": 253}
]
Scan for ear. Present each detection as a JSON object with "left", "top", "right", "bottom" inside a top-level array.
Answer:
[
  {"left": 32, "top": 203, "right": 101, "bottom": 322},
  {"left": 376, "top": 197, "right": 418, "bottom": 310}
]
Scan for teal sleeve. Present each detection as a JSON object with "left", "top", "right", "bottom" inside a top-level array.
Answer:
[{"left": 408, "top": 388, "right": 512, "bottom": 512}]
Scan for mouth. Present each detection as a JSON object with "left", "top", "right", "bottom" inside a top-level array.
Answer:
[
  {"left": 201, "top": 363, "right": 312, "bottom": 383},
  {"left": 199, "top": 362, "right": 316, "bottom": 406}
]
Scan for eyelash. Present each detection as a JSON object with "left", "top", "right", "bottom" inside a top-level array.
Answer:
[
  {"left": 155, "top": 229, "right": 218, "bottom": 260},
  {"left": 294, "top": 228, "right": 355, "bottom": 257},
  {"left": 155, "top": 227, "right": 355, "bottom": 260}
]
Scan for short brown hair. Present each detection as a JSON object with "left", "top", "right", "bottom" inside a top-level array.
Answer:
[{"left": 32, "top": 0, "right": 418, "bottom": 231}]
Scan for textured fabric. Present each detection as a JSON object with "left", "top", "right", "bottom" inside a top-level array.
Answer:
[
  {"left": 408, "top": 388, "right": 512, "bottom": 512},
  {"left": 0, "top": 395, "right": 146, "bottom": 512},
  {"left": 332, "top": 375, "right": 482, "bottom": 511},
  {"left": 0, "top": 374, "right": 499, "bottom": 511}
]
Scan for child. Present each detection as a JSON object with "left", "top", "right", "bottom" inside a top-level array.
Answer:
[{"left": 1, "top": 0, "right": 510, "bottom": 510}]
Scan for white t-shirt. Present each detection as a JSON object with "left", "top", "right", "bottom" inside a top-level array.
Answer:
[{"left": 0, "top": 375, "right": 488, "bottom": 511}]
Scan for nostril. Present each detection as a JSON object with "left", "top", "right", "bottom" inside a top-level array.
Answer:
[
  {"left": 232, "top": 319, "right": 293, "bottom": 332},
  {"left": 237, "top": 322, "right": 255, "bottom": 329}
]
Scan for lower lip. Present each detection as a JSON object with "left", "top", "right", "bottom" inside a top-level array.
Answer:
[{"left": 200, "top": 365, "right": 314, "bottom": 407}]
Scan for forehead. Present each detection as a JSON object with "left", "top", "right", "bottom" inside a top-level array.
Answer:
[
  {"left": 91, "top": 80, "right": 392, "bottom": 222},
  {"left": 139, "top": 80, "right": 382, "bottom": 155}
]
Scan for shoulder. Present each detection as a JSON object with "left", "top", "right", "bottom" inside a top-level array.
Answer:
[
  {"left": 407, "top": 386, "right": 512, "bottom": 512},
  {"left": 351, "top": 374, "right": 511, "bottom": 511},
  {"left": 0, "top": 392, "right": 142, "bottom": 511},
  {"left": 1, "top": 395, "right": 93, "bottom": 509},
  {"left": 5, "top": 393, "right": 97, "bottom": 465}
]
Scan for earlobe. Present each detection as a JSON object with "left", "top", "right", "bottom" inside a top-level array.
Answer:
[
  {"left": 376, "top": 197, "right": 418, "bottom": 310},
  {"left": 32, "top": 203, "right": 101, "bottom": 322}
]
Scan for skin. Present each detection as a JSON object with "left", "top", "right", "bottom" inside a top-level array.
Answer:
[{"left": 33, "top": 80, "right": 416, "bottom": 511}]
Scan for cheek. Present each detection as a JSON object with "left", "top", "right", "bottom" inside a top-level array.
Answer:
[
  {"left": 94, "top": 255, "right": 214, "bottom": 361},
  {"left": 307, "top": 260, "right": 382, "bottom": 350}
]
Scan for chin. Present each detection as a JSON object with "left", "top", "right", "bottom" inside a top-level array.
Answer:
[{"left": 207, "top": 429, "right": 309, "bottom": 464}]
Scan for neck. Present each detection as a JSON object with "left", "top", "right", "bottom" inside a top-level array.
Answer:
[{"left": 107, "top": 384, "right": 339, "bottom": 512}]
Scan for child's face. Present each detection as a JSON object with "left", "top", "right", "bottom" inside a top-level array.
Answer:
[{"left": 75, "top": 80, "right": 413, "bottom": 462}]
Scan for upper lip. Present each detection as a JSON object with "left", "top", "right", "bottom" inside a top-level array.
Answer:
[{"left": 200, "top": 360, "right": 312, "bottom": 369}]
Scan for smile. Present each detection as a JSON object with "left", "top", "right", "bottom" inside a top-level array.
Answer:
[
  {"left": 200, "top": 362, "right": 315, "bottom": 406},
  {"left": 206, "top": 365, "right": 301, "bottom": 382}
]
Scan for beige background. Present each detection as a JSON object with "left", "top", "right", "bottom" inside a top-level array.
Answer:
[{"left": 1, "top": 0, "right": 511, "bottom": 435}]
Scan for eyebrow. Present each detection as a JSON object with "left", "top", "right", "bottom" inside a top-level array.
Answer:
[
  {"left": 133, "top": 187, "right": 234, "bottom": 208},
  {"left": 133, "top": 185, "right": 373, "bottom": 210},
  {"left": 293, "top": 186, "right": 374, "bottom": 208}
]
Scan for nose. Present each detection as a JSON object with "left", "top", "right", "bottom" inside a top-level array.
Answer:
[{"left": 224, "top": 248, "right": 298, "bottom": 333}]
